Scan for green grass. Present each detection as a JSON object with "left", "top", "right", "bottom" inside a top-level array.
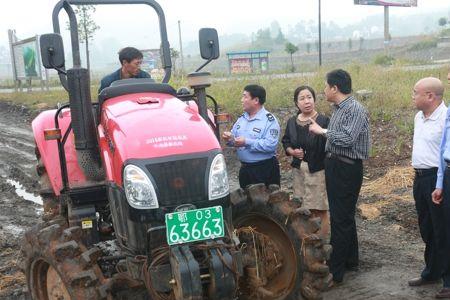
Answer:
[
  {"left": 1, "top": 65, "right": 449, "bottom": 131},
  {"left": 407, "top": 38, "right": 438, "bottom": 52},
  {"left": 2, "top": 64, "right": 449, "bottom": 161}
]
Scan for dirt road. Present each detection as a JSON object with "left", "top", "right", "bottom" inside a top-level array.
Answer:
[{"left": 0, "top": 101, "right": 443, "bottom": 299}]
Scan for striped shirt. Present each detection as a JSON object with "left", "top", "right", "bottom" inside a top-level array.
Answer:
[{"left": 325, "top": 95, "right": 371, "bottom": 160}]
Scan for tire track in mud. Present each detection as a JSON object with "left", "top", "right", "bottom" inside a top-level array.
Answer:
[{"left": 0, "top": 102, "right": 40, "bottom": 299}]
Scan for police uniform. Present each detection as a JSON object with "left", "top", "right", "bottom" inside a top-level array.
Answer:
[{"left": 229, "top": 107, "right": 281, "bottom": 188}]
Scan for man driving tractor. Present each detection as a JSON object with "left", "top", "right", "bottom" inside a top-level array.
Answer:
[{"left": 98, "top": 46, "right": 151, "bottom": 92}]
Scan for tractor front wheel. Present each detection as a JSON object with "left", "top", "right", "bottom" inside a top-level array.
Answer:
[
  {"left": 231, "top": 184, "right": 332, "bottom": 300},
  {"left": 21, "top": 218, "right": 110, "bottom": 300}
]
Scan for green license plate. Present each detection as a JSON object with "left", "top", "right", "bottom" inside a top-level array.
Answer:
[{"left": 165, "top": 206, "right": 225, "bottom": 246}]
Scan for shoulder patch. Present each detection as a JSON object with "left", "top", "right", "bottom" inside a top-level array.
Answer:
[
  {"left": 270, "top": 128, "right": 279, "bottom": 138},
  {"left": 266, "top": 113, "right": 275, "bottom": 122}
]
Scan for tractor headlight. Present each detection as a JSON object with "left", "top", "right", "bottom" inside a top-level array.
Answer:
[
  {"left": 123, "top": 165, "right": 159, "bottom": 209},
  {"left": 208, "top": 154, "right": 229, "bottom": 200}
]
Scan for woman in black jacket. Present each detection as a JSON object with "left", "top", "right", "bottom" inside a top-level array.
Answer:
[{"left": 282, "top": 85, "right": 330, "bottom": 240}]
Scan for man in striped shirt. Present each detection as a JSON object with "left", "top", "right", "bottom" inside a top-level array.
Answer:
[{"left": 310, "top": 69, "right": 370, "bottom": 284}]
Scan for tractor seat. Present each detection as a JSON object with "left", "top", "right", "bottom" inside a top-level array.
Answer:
[{"left": 99, "top": 79, "right": 177, "bottom": 102}]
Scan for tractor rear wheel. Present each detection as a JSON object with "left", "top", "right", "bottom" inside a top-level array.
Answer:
[
  {"left": 21, "top": 218, "right": 111, "bottom": 300},
  {"left": 231, "top": 184, "right": 332, "bottom": 300}
]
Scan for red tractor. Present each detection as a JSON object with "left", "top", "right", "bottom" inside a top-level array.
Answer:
[{"left": 21, "top": 0, "right": 332, "bottom": 299}]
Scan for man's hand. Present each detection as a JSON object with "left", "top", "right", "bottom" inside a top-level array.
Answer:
[
  {"left": 309, "top": 118, "right": 324, "bottom": 135},
  {"left": 234, "top": 136, "right": 246, "bottom": 147},
  {"left": 432, "top": 188, "right": 443, "bottom": 205},
  {"left": 288, "top": 147, "right": 304, "bottom": 159},
  {"left": 222, "top": 131, "right": 233, "bottom": 142}
]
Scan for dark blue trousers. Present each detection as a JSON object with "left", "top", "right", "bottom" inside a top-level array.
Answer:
[{"left": 441, "top": 168, "right": 450, "bottom": 287}]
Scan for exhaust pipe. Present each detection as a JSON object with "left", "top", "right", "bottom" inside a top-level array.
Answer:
[{"left": 67, "top": 67, "right": 104, "bottom": 181}]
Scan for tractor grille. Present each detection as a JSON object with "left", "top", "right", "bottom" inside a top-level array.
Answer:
[{"left": 146, "top": 157, "right": 209, "bottom": 206}]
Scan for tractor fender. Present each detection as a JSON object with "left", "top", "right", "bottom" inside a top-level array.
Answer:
[
  {"left": 32, "top": 109, "right": 88, "bottom": 195},
  {"left": 97, "top": 124, "right": 114, "bottom": 181}
]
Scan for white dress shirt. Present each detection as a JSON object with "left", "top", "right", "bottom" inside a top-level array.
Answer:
[{"left": 412, "top": 101, "right": 447, "bottom": 169}]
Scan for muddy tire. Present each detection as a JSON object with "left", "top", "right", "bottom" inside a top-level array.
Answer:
[
  {"left": 231, "top": 184, "right": 332, "bottom": 300},
  {"left": 21, "top": 218, "right": 111, "bottom": 300}
]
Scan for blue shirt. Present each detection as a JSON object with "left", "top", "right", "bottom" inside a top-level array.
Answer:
[
  {"left": 98, "top": 68, "right": 151, "bottom": 93},
  {"left": 436, "top": 104, "right": 450, "bottom": 189},
  {"left": 229, "top": 107, "right": 280, "bottom": 163}
]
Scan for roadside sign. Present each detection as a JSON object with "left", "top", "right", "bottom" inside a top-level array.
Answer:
[
  {"left": 354, "top": 0, "right": 417, "bottom": 7},
  {"left": 11, "top": 36, "right": 44, "bottom": 80}
]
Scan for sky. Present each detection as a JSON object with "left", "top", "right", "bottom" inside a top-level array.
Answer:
[{"left": 1, "top": 0, "right": 449, "bottom": 54}]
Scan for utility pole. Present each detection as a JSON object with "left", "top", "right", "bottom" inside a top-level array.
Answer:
[
  {"left": 178, "top": 20, "right": 184, "bottom": 74},
  {"left": 318, "top": 0, "right": 322, "bottom": 66},
  {"left": 384, "top": 6, "right": 390, "bottom": 49}
]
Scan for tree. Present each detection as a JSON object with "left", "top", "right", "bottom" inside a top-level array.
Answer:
[
  {"left": 254, "top": 28, "right": 272, "bottom": 48},
  {"left": 275, "top": 29, "right": 286, "bottom": 44},
  {"left": 438, "top": 17, "right": 448, "bottom": 27},
  {"left": 270, "top": 21, "right": 282, "bottom": 39},
  {"left": 285, "top": 42, "right": 299, "bottom": 72},
  {"left": 70, "top": 5, "right": 100, "bottom": 72}
]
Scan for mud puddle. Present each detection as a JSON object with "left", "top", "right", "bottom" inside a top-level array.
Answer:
[{"left": 6, "top": 179, "right": 43, "bottom": 206}]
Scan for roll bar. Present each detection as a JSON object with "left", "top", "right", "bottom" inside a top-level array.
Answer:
[{"left": 52, "top": 0, "right": 172, "bottom": 84}]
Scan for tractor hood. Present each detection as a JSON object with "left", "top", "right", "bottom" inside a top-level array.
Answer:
[{"left": 99, "top": 92, "right": 221, "bottom": 183}]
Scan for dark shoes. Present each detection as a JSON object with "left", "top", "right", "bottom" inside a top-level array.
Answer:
[
  {"left": 345, "top": 264, "right": 359, "bottom": 272},
  {"left": 408, "top": 277, "right": 440, "bottom": 287},
  {"left": 436, "top": 288, "right": 450, "bottom": 299}
]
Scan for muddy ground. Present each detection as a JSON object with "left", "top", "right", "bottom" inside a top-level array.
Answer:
[{"left": 0, "top": 100, "right": 443, "bottom": 299}]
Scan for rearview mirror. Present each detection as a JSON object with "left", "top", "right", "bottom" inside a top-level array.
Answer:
[
  {"left": 199, "top": 28, "right": 219, "bottom": 60},
  {"left": 40, "top": 33, "right": 65, "bottom": 69}
]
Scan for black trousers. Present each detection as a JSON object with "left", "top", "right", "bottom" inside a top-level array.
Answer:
[
  {"left": 413, "top": 168, "right": 446, "bottom": 281},
  {"left": 324, "top": 156, "right": 363, "bottom": 282},
  {"left": 239, "top": 156, "right": 280, "bottom": 189},
  {"left": 441, "top": 167, "right": 450, "bottom": 287}
]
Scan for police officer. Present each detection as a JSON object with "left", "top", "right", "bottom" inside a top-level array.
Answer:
[{"left": 222, "top": 84, "right": 281, "bottom": 189}]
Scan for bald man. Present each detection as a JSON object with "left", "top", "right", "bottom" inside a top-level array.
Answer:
[
  {"left": 430, "top": 71, "right": 450, "bottom": 298},
  {"left": 409, "top": 77, "right": 447, "bottom": 289}
]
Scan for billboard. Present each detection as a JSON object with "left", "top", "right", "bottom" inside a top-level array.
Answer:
[
  {"left": 354, "top": 0, "right": 417, "bottom": 7},
  {"left": 12, "top": 36, "right": 45, "bottom": 80},
  {"left": 230, "top": 58, "right": 252, "bottom": 74},
  {"left": 141, "top": 49, "right": 161, "bottom": 72}
]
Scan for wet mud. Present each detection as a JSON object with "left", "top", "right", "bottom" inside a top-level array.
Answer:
[{"left": 0, "top": 101, "right": 441, "bottom": 299}]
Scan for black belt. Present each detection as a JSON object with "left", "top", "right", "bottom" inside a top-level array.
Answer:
[
  {"left": 241, "top": 157, "right": 276, "bottom": 167},
  {"left": 325, "top": 152, "right": 356, "bottom": 165},
  {"left": 414, "top": 167, "right": 438, "bottom": 177}
]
